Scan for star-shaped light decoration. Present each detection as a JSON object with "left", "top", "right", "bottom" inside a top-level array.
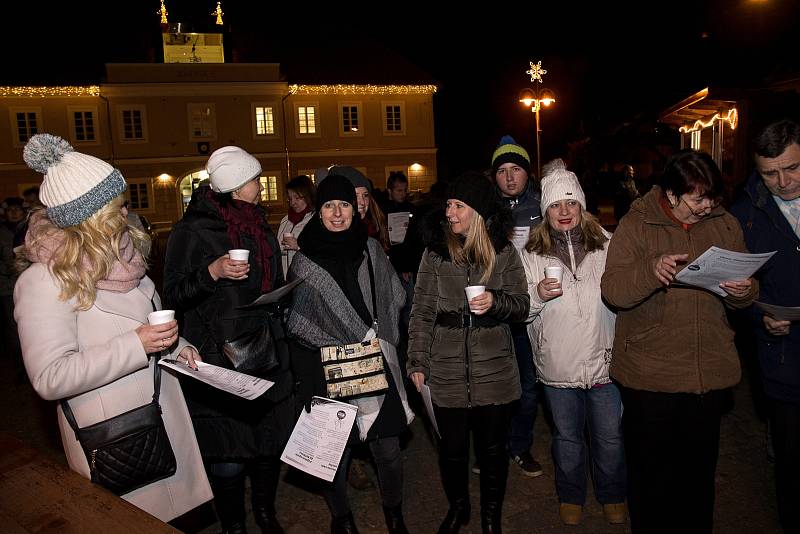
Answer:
[{"left": 527, "top": 60, "right": 547, "bottom": 84}]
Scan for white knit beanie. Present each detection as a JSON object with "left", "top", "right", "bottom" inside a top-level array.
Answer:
[
  {"left": 206, "top": 146, "right": 262, "bottom": 193},
  {"left": 540, "top": 163, "right": 586, "bottom": 211},
  {"left": 23, "top": 134, "right": 126, "bottom": 228}
]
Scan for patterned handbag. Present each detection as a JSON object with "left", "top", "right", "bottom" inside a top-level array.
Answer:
[{"left": 60, "top": 354, "right": 177, "bottom": 496}]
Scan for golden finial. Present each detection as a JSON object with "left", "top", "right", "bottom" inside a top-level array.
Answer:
[{"left": 212, "top": 1, "right": 224, "bottom": 25}]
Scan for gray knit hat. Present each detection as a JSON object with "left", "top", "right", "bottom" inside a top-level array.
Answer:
[
  {"left": 206, "top": 146, "right": 262, "bottom": 193},
  {"left": 329, "top": 165, "right": 371, "bottom": 192},
  {"left": 23, "top": 134, "right": 126, "bottom": 228}
]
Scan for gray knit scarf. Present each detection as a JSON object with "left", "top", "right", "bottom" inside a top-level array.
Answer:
[{"left": 287, "top": 238, "right": 411, "bottom": 439}]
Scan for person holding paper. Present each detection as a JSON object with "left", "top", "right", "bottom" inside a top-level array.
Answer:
[
  {"left": 286, "top": 174, "right": 414, "bottom": 534},
  {"left": 490, "top": 135, "right": 545, "bottom": 480},
  {"left": 408, "top": 171, "right": 530, "bottom": 534},
  {"left": 13, "top": 134, "right": 212, "bottom": 521},
  {"left": 277, "top": 174, "right": 316, "bottom": 277},
  {"left": 731, "top": 118, "right": 800, "bottom": 533},
  {"left": 164, "top": 146, "right": 292, "bottom": 534},
  {"left": 520, "top": 166, "right": 625, "bottom": 526},
  {"left": 601, "top": 149, "right": 757, "bottom": 534}
]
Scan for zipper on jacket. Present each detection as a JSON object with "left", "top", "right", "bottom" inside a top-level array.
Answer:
[
  {"left": 565, "top": 229, "right": 577, "bottom": 279},
  {"left": 91, "top": 449, "right": 97, "bottom": 470},
  {"left": 465, "top": 266, "right": 473, "bottom": 408},
  {"left": 687, "top": 230, "right": 705, "bottom": 391}
]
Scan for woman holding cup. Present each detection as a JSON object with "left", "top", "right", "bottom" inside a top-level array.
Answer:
[
  {"left": 276, "top": 174, "right": 316, "bottom": 277},
  {"left": 164, "top": 146, "right": 291, "bottom": 533},
  {"left": 520, "top": 162, "right": 625, "bottom": 526},
  {"left": 14, "top": 134, "right": 211, "bottom": 521},
  {"left": 408, "top": 171, "right": 529, "bottom": 533}
]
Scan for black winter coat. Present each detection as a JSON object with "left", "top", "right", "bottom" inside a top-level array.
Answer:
[{"left": 163, "top": 188, "right": 293, "bottom": 459}]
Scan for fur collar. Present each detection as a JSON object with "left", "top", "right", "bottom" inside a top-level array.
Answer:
[{"left": 421, "top": 206, "right": 514, "bottom": 259}]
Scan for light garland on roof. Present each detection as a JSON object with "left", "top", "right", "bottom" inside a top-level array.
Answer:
[
  {"left": 0, "top": 86, "right": 101, "bottom": 98},
  {"left": 289, "top": 84, "right": 438, "bottom": 95},
  {"left": 679, "top": 108, "right": 738, "bottom": 133}
]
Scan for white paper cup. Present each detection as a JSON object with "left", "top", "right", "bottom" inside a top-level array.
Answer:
[
  {"left": 228, "top": 249, "right": 250, "bottom": 261},
  {"left": 148, "top": 310, "right": 175, "bottom": 325},
  {"left": 544, "top": 266, "right": 564, "bottom": 283},
  {"left": 464, "top": 285, "right": 486, "bottom": 310}
]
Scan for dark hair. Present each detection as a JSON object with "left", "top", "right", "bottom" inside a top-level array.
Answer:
[
  {"left": 754, "top": 119, "right": 800, "bottom": 158},
  {"left": 387, "top": 171, "right": 408, "bottom": 190},
  {"left": 286, "top": 175, "right": 316, "bottom": 207},
  {"left": 659, "top": 149, "right": 723, "bottom": 201},
  {"left": 23, "top": 186, "right": 40, "bottom": 196}
]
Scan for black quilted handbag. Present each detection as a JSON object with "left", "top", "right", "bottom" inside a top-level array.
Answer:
[{"left": 60, "top": 355, "right": 177, "bottom": 496}]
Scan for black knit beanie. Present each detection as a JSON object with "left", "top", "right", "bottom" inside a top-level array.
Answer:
[
  {"left": 446, "top": 171, "right": 499, "bottom": 220},
  {"left": 315, "top": 174, "right": 356, "bottom": 210}
]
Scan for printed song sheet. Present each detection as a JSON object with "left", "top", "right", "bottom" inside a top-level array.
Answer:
[
  {"left": 420, "top": 384, "right": 440, "bottom": 437},
  {"left": 755, "top": 302, "right": 800, "bottom": 322},
  {"left": 281, "top": 397, "right": 358, "bottom": 482},
  {"left": 388, "top": 212, "right": 410, "bottom": 244},
  {"left": 674, "top": 246, "right": 775, "bottom": 296},
  {"left": 510, "top": 226, "right": 531, "bottom": 251},
  {"left": 159, "top": 359, "right": 274, "bottom": 400}
]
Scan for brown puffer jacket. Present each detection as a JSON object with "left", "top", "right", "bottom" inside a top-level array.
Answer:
[
  {"left": 407, "top": 209, "right": 530, "bottom": 408},
  {"left": 601, "top": 187, "right": 757, "bottom": 394}
]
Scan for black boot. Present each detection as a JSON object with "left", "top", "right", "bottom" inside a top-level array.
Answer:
[
  {"left": 383, "top": 504, "right": 409, "bottom": 534},
  {"left": 249, "top": 457, "right": 284, "bottom": 534},
  {"left": 479, "top": 442, "right": 508, "bottom": 534},
  {"left": 330, "top": 512, "right": 360, "bottom": 534},
  {"left": 209, "top": 471, "right": 248, "bottom": 534},
  {"left": 438, "top": 455, "right": 470, "bottom": 534}
]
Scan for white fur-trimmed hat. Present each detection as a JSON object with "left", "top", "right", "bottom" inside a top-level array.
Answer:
[
  {"left": 540, "top": 162, "right": 586, "bottom": 211},
  {"left": 23, "top": 134, "right": 126, "bottom": 228},
  {"left": 206, "top": 146, "right": 262, "bottom": 193}
]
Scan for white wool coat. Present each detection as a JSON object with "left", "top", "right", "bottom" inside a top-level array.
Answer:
[
  {"left": 14, "top": 263, "right": 213, "bottom": 522},
  {"left": 520, "top": 230, "right": 616, "bottom": 389}
]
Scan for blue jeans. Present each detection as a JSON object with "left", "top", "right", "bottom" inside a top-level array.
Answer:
[
  {"left": 544, "top": 383, "right": 626, "bottom": 505},
  {"left": 507, "top": 324, "right": 539, "bottom": 457}
]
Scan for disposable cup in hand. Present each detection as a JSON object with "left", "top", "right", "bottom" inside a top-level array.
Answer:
[
  {"left": 544, "top": 266, "right": 564, "bottom": 283},
  {"left": 465, "top": 285, "right": 486, "bottom": 311},
  {"left": 228, "top": 249, "right": 250, "bottom": 261},
  {"left": 148, "top": 310, "right": 175, "bottom": 325}
]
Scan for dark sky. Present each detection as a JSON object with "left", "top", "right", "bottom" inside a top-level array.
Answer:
[{"left": 4, "top": 1, "right": 798, "bottom": 177}]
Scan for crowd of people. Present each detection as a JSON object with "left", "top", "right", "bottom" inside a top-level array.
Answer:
[{"left": 7, "top": 117, "right": 799, "bottom": 534}]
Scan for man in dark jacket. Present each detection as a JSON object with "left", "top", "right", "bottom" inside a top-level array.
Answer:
[
  {"left": 491, "top": 135, "right": 544, "bottom": 477},
  {"left": 731, "top": 119, "right": 800, "bottom": 533}
]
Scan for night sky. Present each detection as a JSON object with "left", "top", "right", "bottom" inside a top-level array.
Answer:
[{"left": 4, "top": 1, "right": 798, "bottom": 178}]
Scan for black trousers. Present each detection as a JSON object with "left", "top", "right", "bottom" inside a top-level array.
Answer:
[
  {"left": 770, "top": 397, "right": 800, "bottom": 534},
  {"left": 434, "top": 403, "right": 512, "bottom": 515},
  {"left": 618, "top": 385, "right": 731, "bottom": 534}
]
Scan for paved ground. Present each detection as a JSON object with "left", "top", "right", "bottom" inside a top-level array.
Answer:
[{"left": 0, "top": 351, "right": 782, "bottom": 533}]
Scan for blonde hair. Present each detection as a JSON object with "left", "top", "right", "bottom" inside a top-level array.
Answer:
[
  {"left": 367, "top": 195, "right": 390, "bottom": 250},
  {"left": 526, "top": 207, "right": 607, "bottom": 255},
  {"left": 445, "top": 211, "right": 496, "bottom": 284},
  {"left": 23, "top": 195, "right": 151, "bottom": 310}
]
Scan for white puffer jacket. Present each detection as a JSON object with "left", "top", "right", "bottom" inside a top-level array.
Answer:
[{"left": 521, "top": 228, "right": 616, "bottom": 388}]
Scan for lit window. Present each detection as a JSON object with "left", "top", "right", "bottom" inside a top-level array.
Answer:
[
  {"left": 188, "top": 103, "right": 216, "bottom": 139},
  {"left": 120, "top": 107, "right": 146, "bottom": 141},
  {"left": 260, "top": 175, "right": 279, "bottom": 202},
  {"left": 341, "top": 105, "right": 359, "bottom": 133},
  {"left": 14, "top": 111, "right": 39, "bottom": 144},
  {"left": 297, "top": 106, "right": 317, "bottom": 134},
  {"left": 255, "top": 106, "right": 275, "bottom": 136},
  {"left": 73, "top": 111, "right": 95, "bottom": 142},
  {"left": 385, "top": 105, "right": 402, "bottom": 132},
  {"left": 128, "top": 183, "right": 150, "bottom": 210}
]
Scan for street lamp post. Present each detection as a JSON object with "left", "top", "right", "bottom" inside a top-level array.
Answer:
[{"left": 519, "top": 60, "right": 555, "bottom": 178}]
